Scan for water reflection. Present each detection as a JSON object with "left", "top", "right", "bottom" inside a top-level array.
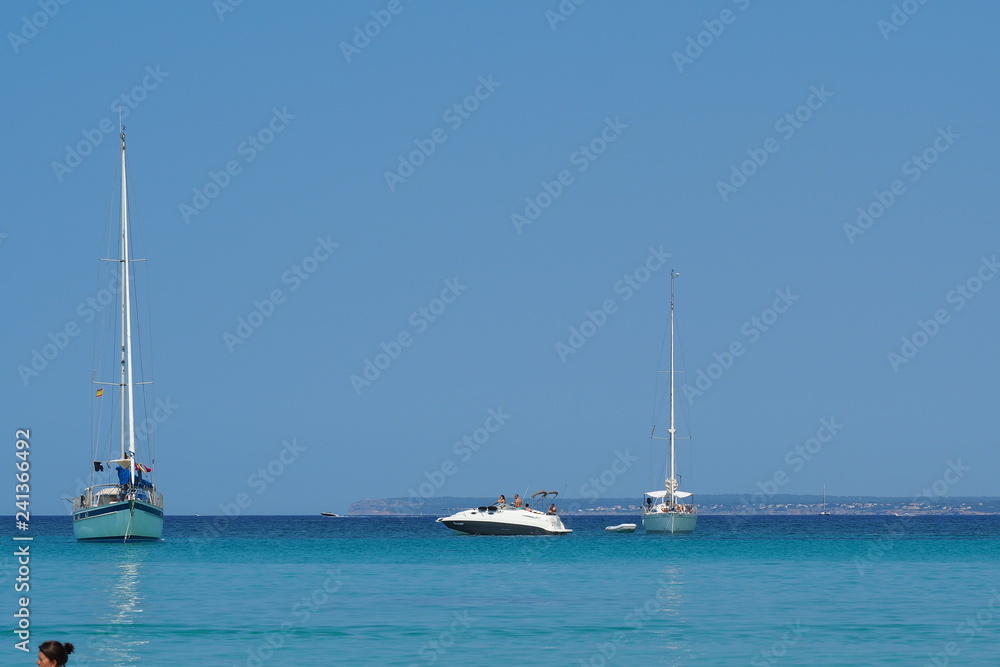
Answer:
[
  {"left": 647, "top": 565, "right": 691, "bottom": 660},
  {"left": 86, "top": 547, "right": 149, "bottom": 665}
]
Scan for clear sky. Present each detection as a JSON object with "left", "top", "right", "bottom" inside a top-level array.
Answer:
[{"left": 6, "top": 1, "right": 998, "bottom": 515}]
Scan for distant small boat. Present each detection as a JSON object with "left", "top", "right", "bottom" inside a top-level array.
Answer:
[
  {"left": 820, "top": 485, "right": 831, "bottom": 516},
  {"left": 605, "top": 523, "right": 637, "bottom": 533},
  {"left": 320, "top": 512, "right": 338, "bottom": 517}
]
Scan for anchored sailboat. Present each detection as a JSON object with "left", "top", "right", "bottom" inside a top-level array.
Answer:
[
  {"left": 72, "top": 128, "right": 164, "bottom": 542},
  {"left": 641, "top": 271, "right": 697, "bottom": 534}
]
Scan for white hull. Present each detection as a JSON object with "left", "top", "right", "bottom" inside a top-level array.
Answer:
[
  {"left": 606, "top": 523, "right": 637, "bottom": 533},
  {"left": 437, "top": 506, "right": 571, "bottom": 535},
  {"left": 642, "top": 510, "right": 697, "bottom": 534},
  {"left": 73, "top": 500, "right": 163, "bottom": 542}
]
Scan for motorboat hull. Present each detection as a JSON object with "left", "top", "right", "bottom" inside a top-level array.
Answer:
[
  {"left": 73, "top": 500, "right": 164, "bottom": 542},
  {"left": 642, "top": 510, "right": 697, "bottom": 534},
  {"left": 437, "top": 507, "right": 571, "bottom": 535}
]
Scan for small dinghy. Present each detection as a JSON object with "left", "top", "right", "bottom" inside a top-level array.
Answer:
[{"left": 605, "top": 523, "right": 637, "bottom": 533}]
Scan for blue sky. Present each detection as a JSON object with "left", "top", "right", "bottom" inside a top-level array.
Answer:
[{"left": 5, "top": 1, "right": 998, "bottom": 515}]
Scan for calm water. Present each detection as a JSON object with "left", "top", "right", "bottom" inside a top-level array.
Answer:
[{"left": 6, "top": 514, "right": 999, "bottom": 666}]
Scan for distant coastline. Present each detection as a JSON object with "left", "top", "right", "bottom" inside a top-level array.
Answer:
[{"left": 348, "top": 495, "right": 1000, "bottom": 516}]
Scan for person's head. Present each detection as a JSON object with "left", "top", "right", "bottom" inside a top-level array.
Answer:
[
  {"left": 514, "top": 494, "right": 519, "bottom": 498},
  {"left": 37, "top": 641, "right": 74, "bottom": 667}
]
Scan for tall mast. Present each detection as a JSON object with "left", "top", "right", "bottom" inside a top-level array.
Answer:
[
  {"left": 119, "top": 128, "right": 137, "bottom": 484},
  {"left": 668, "top": 270, "right": 678, "bottom": 508}
]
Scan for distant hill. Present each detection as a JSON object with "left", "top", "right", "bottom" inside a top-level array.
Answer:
[{"left": 348, "top": 495, "right": 1000, "bottom": 516}]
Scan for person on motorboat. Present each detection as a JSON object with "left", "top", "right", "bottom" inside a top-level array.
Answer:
[
  {"left": 513, "top": 494, "right": 523, "bottom": 508},
  {"left": 496, "top": 494, "right": 506, "bottom": 507},
  {"left": 547, "top": 503, "right": 557, "bottom": 514}
]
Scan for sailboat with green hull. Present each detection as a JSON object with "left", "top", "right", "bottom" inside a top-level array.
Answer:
[{"left": 72, "top": 128, "right": 164, "bottom": 542}]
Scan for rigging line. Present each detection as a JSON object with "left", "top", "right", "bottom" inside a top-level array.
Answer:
[
  {"left": 649, "top": 283, "right": 671, "bottom": 488},
  {"left": 123, "top": 146, "right": 159, "bottom": 470},
  {"left": 91, "top": 157, "right": 123, "bottom": 475}
]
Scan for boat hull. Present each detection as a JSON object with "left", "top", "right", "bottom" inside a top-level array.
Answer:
[
  {"left": 606, "top": 523, "right": 637, "bottom": 533},
  {"left": 642, "top": 511, "right": 697, "bottom": 534},
  {"left": 437, "top": 507, "right": 571, "bottom": 535},
  {"left": 73, "top": 500, "right": 164, "bottom": 542}
]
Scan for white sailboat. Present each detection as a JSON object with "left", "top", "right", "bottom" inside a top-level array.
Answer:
[
  {"left": 641, "top": 271, "right": 697, "bottom": 534},
  {"left": 72, "top": 127, "right": 164, "bottom": 542},
  {"left": 820, "top": 485, "right": 831, "bottom": 515}
]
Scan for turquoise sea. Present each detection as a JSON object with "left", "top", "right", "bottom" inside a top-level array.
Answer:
[{"left": 7, "top": 515, "right": 999, "bottom": 666}]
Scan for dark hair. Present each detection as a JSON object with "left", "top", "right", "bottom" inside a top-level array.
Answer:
[{"left": 39, "top": 640, "right": 75, "bottom": 665}]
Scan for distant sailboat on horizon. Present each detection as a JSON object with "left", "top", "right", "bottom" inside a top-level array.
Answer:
[{"left": 820, "top": 484, "right": 831, "bottom": 515}]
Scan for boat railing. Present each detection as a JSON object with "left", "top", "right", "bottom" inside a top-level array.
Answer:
[
  {"left": 74, "top": 484, "right": 164, "bottom": 512},
  {"left": 642, "top": 503, "right": 697, "bottom": 515}
]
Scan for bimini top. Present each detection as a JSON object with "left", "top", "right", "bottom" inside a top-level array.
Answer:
[{"left": 644, "top": 490, "right": 692, "bottom": 499}]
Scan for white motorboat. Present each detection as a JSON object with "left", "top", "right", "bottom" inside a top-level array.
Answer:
[
  {"left": 641, "top": 271, "right": 697, "bottom": 535},
  {"left": 605, "top": 523, "right": 637, "bottom": 533},
  {"left": 72, "top": 127, "right": 164, "bottom": 542},
  {"left": 437, "top": 491, "right": 571, "bottom": 535}
]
